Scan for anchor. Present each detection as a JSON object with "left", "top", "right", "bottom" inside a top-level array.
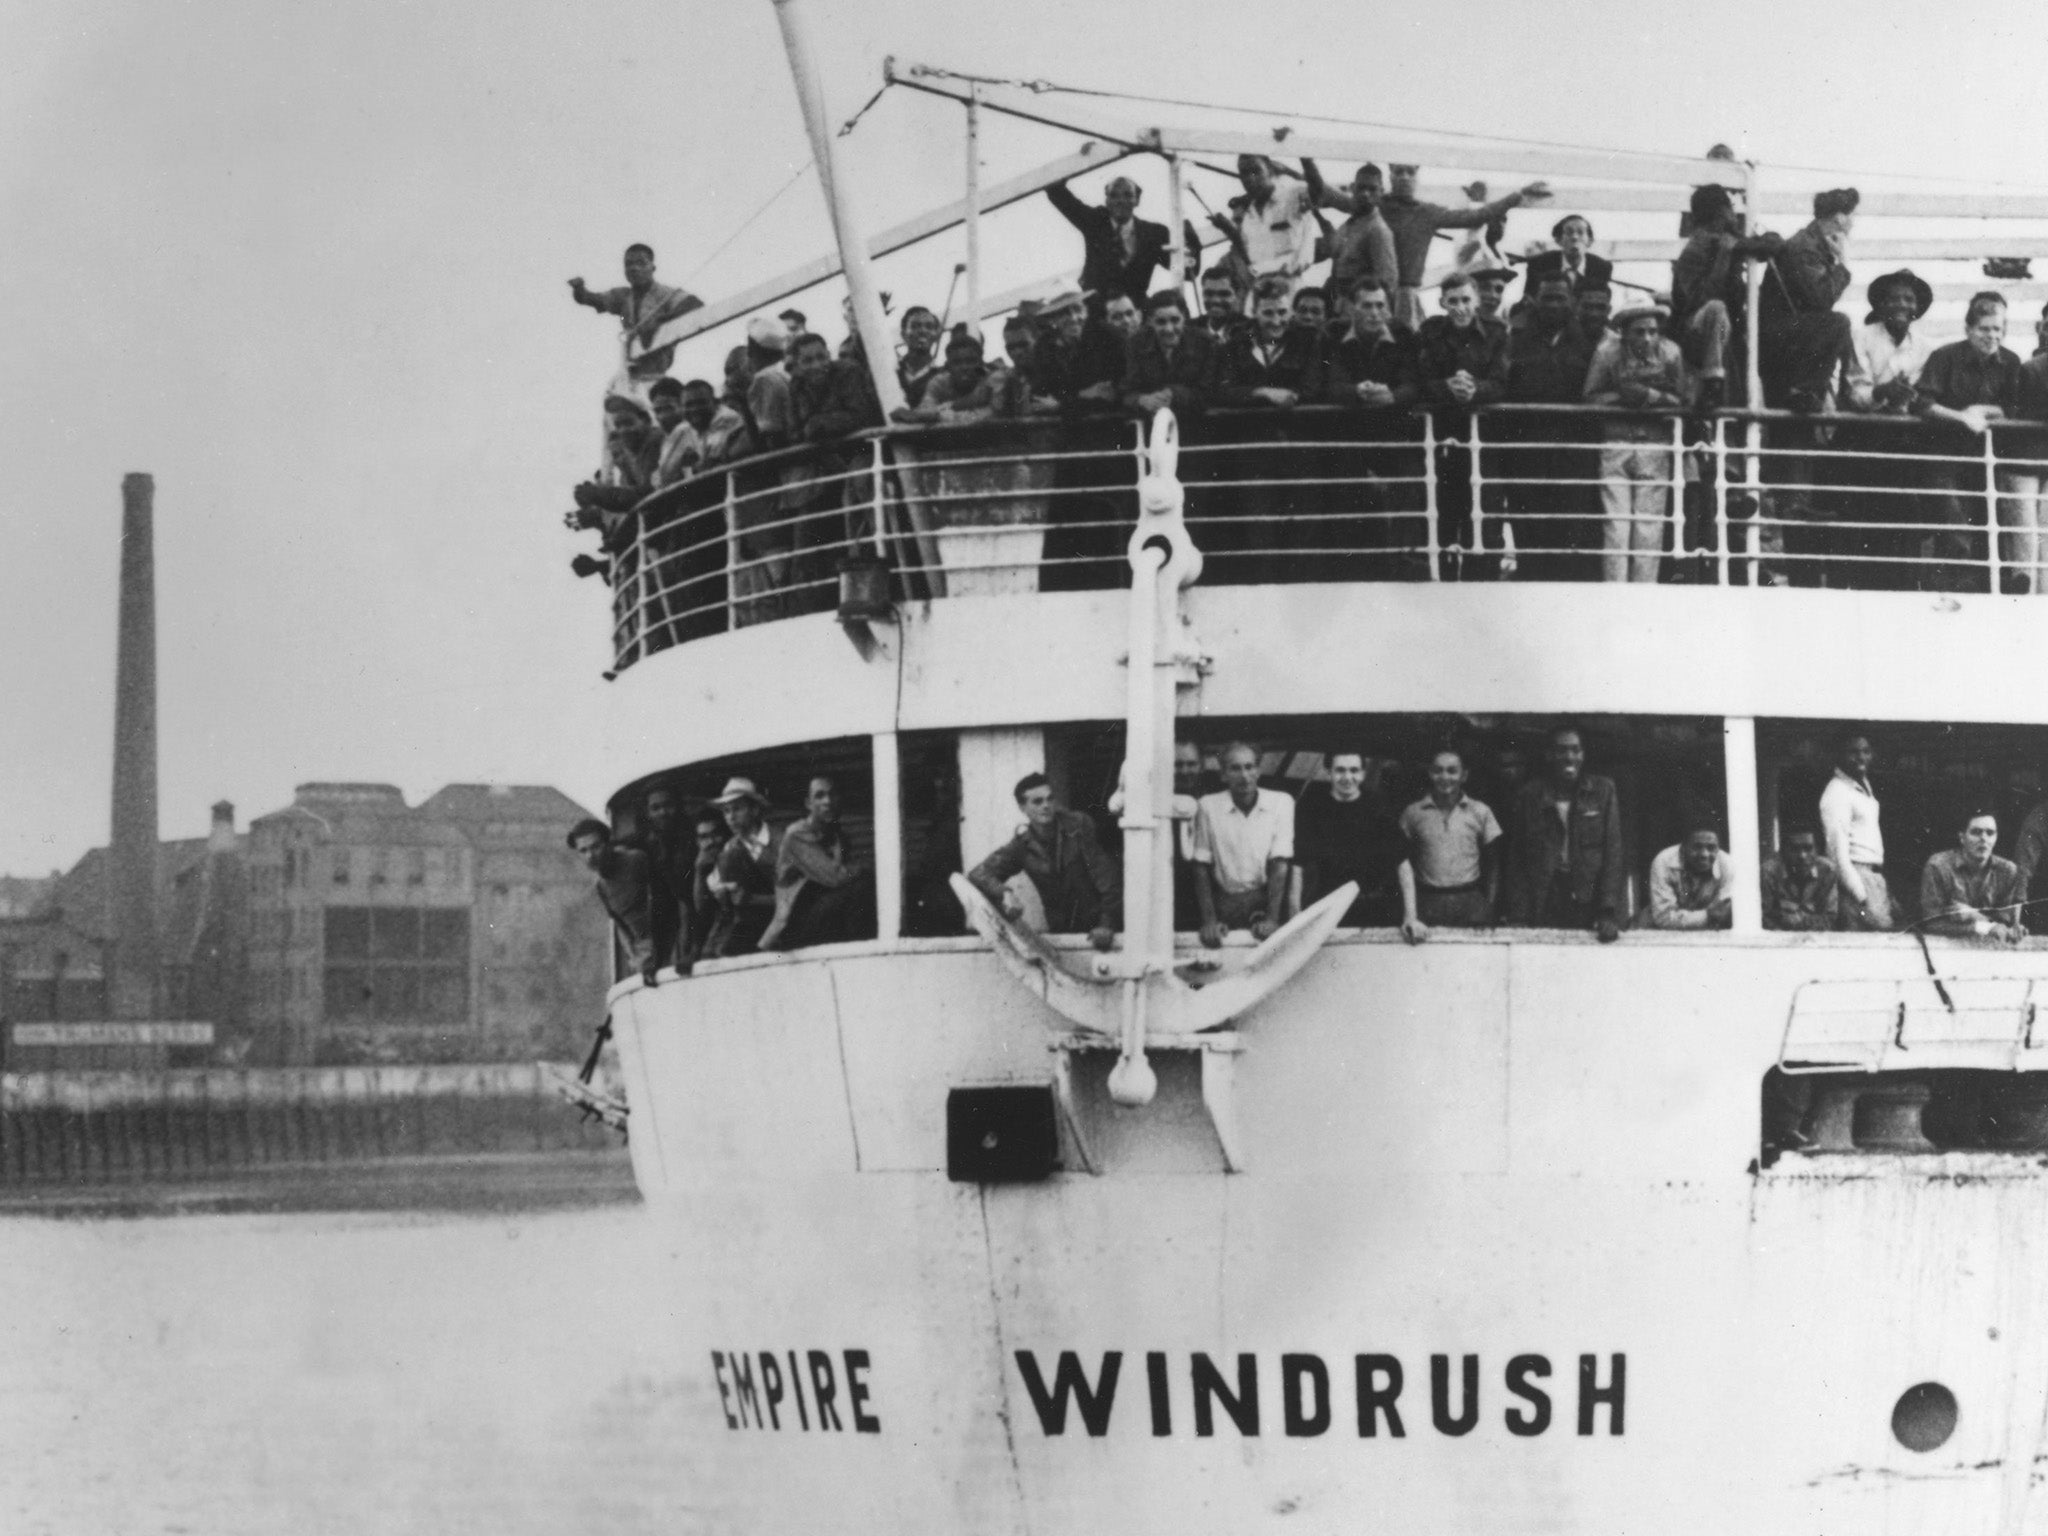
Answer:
[{"left": 952, "top": 408, "right": 1354, "bottom": 1118}]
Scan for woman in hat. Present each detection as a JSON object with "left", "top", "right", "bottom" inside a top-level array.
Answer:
[{"left": 1583, "top": 299, "right": 1693, "bottom": 583}]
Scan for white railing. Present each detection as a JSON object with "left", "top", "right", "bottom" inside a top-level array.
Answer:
[{"left": 595, "top": 406, "right": 2048, "bottom": 673}]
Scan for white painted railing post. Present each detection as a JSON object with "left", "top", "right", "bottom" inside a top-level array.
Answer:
[
  {"left": 1743, "top": 418, "right": 1763, "bottom": 586},
  {"left": 1724, "top": 715, "right": 1763, "bottom": 934},
  {"left": 1667, "top": 413, "right": 1686, "bottom": 574},
  {"left": 871, "top": 730, "right": 903, "bottom": 941},
  {"left": 1711, "top": 415, "right": 1730, "bottom": 587},
  {"left": 1467, "top": 415, "right": 1486, "bottom": 570},
  {"left": 870, "top": 436, "right": 888, "bottom": 554},
  {"left": 722, "top": 468, "right": 740, "bottom": 632},
  {"left": 1985, "top": 428, "right": 2002, "bottom": 591},
  {"left": 1422, "top": 412, "right": 1441, "bottom": 580}
]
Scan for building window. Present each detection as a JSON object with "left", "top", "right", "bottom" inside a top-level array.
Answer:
[
  {"left": 333, "top": 848, "right": 351, "bottom": 886},
  {"left": 322, "top": 906, "right": 469, "bottom": 1024},
  {"left": 407, "top": 849, "right": 427, "bottom": 887}
]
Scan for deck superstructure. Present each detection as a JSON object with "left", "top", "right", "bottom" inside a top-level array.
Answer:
[{"left": 584, "top": 9, "right": 2048, "bottom": 1530}]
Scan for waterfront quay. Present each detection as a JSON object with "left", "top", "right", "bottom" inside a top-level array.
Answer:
[{"left": 0, "top": 1061, "right": 625, "bottom": 1206}]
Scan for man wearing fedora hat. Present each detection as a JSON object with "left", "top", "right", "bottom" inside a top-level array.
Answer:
[
  {"left": 1027, "top": 289, "right": 1097, "bottom": 407},
  {"left": 1835, "top": 270, "right": 1936, "bottom": 585},
  {"left": 1584, "top": 298, "right": 1693, "bottom": 582},
  {"left": 705, "top": 777, "right": 782, "bottom": 958},
  {"left": 1847, "top": 271, "right": 1935, "bottom": 414}
]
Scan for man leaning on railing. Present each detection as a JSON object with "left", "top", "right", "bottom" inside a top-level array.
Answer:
[
  {"left": 1919, "top": 810, "right": 2025, "bottom": 943},
  {"left": 1914, "top": 292, "right": 2029, "bottom": 594},
  {"left": 1502, "top": 726, "right": 1624, "bottom": 943},
  {"left": 1584, "top": 298, "right": 1693, "bottom": 584},
  {"left": 1503, "top": 273, "right": 1598, "bottom": 579},
  {"left": 1639, "top": 827, "right": 1734, "bottom": 931},
  {"left": 966, "top": 773, "right": 1118, "bottom": 953}
]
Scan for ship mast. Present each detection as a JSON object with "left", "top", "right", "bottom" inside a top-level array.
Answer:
[{"left": 769, "top": 0, "right": 906, "bottom": 417}]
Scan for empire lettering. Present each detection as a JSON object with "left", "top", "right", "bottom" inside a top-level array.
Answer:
[
  {"left": 1011, "top": 1351, "right": 1625, "bottom": 1439},
  {"left": 711, "top": 1348, "right": 881, "bottom": 1433}
]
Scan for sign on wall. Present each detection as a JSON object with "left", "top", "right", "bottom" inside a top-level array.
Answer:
[{"left": 11, "top": 1022, "right": 215, "bottom": 1047}]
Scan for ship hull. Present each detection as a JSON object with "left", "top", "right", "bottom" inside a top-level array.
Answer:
[{"left": 611, "top": 933, "right": 2048, "bottom": 1534}]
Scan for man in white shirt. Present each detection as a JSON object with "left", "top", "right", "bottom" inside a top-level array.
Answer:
[
  {"left": 1845, "top": 270, "right": 1935, "bottom": 414},
  {"left": 1208, "top": 157, "right": 1318, "bottom": 287},
  {"left": 1818, "top": 731, "right": 1891, "bottom": 930},
  {"left": 1192, "top": 742, "right": 1295, "bottom": 947}
]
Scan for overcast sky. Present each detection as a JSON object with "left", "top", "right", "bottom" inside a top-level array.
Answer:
[{"left": 5, "top": 0, "right": 2046, "bottom": 875}]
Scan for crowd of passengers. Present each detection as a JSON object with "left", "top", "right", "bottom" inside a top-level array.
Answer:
[
  {"left": 566, "top": 165, "right": 2048, "bottom": 594},
  {"left": 568, "top": 725, "right": 2045, "bottom": 983},
  {"left": 567, "top": 772, "right": 875, "bottom": 985}
]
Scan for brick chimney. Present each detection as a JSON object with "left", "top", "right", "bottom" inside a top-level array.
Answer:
[
  {"left": 108, "top": 472, "right": 160, "bottom": 1020},
  {"left": 209, "top": 800, "right": 237, "bottom": 853}
]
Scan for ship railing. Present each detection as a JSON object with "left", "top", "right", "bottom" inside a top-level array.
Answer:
[
  {"left": 1780, "top": 976, "right": 2048, "bottom": 1076},
  {"left": 602, "top": 405, "right": 2048, "bottom": 674}
]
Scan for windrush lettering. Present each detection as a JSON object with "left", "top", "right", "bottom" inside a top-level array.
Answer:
[{"left": 1012, "top": 1350, "right": 1625, "bottom": 1439}]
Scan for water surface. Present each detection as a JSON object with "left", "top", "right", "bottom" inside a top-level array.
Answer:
[{"left": 0, "top": 1164, "right": 713, "bottom": 1535}]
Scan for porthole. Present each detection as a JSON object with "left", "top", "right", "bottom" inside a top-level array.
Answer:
[{"left": 1892, "top": 1382, "right": 1957, "bottom": 1453}]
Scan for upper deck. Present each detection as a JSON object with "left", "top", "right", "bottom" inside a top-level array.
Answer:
[
  {"left": 574, "top": 57, "right": 2048, "bottom": 773},
  {"left": 599, "top": 403, "right": 2048, "bottom": 779}
]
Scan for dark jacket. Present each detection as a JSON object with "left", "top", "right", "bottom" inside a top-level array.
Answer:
[
  {"left": 707, "top": 827, "right": 780, "bottom": 958},
  {"left": 1505, "top": 318, "right": 1598, "bottom": 404},
  {"left": 1914, "top": 340, "right": 2025, "bottom": 419},
  {"left": 1523, "top": 249, "right": 1615, "bottom": 294},
  {"left": 627, "top": 829, "right": 698, "bottom": 968},
  {"left": 1121, "top": 327, "right": 1219, "bottom": 418},
  {"left": 593, "top": 846, "right": 662, "bottom": 973},
  {"left": 1214, "top": 328, "right": 1326, "bottom": 407},
  {"left": 1323, "top": 328, "right": 1418, "bottom": 406},
  {"left": 1068, "top": 321, "right": 1132, "bottom": 401},
  {"left": 1760, "top": 222, "right": 1851, "bottom": 326},
  {"left": 1503, "top": 774, "right": 1626, "bottom": 925},
  {"left": 1046, "top": 182, "right": 1199, "bottom": 307},
  {"left": 1414, "top": 316, "right": 1509, "bottom": 407},
  {"left": 968, "top": 809, "right": 1121, "bottom": 933},
  {"left": 796, "top": 359, "right": 884, "bottom": 441}
]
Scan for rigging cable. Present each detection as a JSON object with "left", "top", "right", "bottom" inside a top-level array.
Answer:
[
  {"left": 903, "top": 63, "right": 2048, "bottom": 194},
  {"left": 681, "top": 79, "right": 894, "bottom": 289},
  {"left": 681, "top": 159, "right": 815, "bottom": 287}
]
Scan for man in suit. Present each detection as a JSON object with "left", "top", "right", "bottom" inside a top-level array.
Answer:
[
  {"left": 1523, "top": 215, "right": 1614, "bottom": 295},
  {"left": 1046, "top": 175, "right": 1200, "bottom": 312}
]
